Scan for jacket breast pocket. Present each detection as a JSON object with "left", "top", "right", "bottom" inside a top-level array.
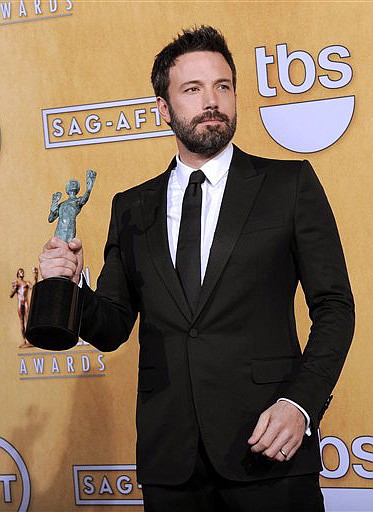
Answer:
[
  {"left": 251, "top": 356, "right": 299, "bottom": 384},
  {"left": 241, "top": 215, "right": 283, "bottom": 235}
]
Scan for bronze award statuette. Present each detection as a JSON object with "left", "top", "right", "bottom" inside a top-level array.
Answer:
[{"left": 25, "top": 170, "right": 97, "bottom": 350}]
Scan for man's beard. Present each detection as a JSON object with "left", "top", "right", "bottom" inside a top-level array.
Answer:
[{"left": 168, "top": 104, "right": 237, "bottom": 157}]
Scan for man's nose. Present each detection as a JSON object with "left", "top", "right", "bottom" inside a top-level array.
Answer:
[{"left": 203, "top": 88, "right": 219, "bottom": 110}]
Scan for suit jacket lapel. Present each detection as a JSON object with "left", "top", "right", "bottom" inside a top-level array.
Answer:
[
  {"left": 193, "top": 146, "right": 266, "bottom": 322},
  {"left": 140, "top": 146, "right": 266, "bottom": 325},
  {"left": 140, "top": 158, "right": 192, "bottom": 323}
]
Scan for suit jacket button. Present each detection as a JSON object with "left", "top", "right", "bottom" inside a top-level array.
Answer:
[{"left": 189, "top": 328, "right": 198, "bottom": 338}]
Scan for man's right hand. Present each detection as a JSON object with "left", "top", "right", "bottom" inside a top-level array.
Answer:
[{"left": 39, "top": 237, "right": 84, "bottom": 285}]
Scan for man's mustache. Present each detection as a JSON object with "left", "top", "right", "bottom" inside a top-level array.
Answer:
[{"left": 192, "top": 110, "right": 230, "bottom": 127}]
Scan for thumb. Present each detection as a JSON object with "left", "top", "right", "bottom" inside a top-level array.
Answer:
[
  {"left": 68, "top": 237, "right": 82, "bottom": 253},
  {"left": 247, "top": 411, "right": 270, "bottom": 445}
]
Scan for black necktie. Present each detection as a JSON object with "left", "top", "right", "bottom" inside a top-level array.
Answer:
[{"left": 176, "top": 169, "right": 206, "bottom": 312}]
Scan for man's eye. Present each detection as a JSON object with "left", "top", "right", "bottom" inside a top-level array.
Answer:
[
  {"left": 218, "top": 84, "right": 230, "bottom": 90},
  {"left": 185, "top": 87, "right": 199, "bottom": 93}
]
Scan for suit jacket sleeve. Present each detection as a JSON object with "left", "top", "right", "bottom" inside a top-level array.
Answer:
[
  {"left": 280, "top": 160, "right": 355, "bottom": 429},
  {"left": 79, "top": 193, "right": 139, "bottom": 351}
]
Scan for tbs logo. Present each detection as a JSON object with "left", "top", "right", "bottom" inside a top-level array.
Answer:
[{"left": 255, "top": 44, "right": 354, "bottom": 153}]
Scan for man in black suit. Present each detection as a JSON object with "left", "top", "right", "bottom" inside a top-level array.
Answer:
[{"left": 39, "top": 26, "right": 354, "bottom": 511}]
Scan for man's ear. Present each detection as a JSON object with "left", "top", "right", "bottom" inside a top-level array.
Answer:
[{"left": 156, "top": 96, "right": 171, "bottom": 125}]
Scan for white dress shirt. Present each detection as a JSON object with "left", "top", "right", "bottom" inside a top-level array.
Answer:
[
  {"left": 167, "top": 143, "right": 232, "bottom": 281},
  {"left": 166, "top": 142, "right": 311, "bottom": 436}
]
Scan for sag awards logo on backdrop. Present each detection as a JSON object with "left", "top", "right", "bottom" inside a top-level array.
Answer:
[
  {"left": 71, "top": 436, "right": 373, "bottom": 508},
  {"left": 0, "top": 438, "right": 31, "bottom": 512},
  {"left": 10, "top": 266, "right": 107, "bottom": 380},
  {"left": 255, "top": 43, "right": 354, "bottom": 153},
  {"left": 73, "top": 465, "right": 143, "bottom": 506},
  {"left": 0, "top": 0, "right": 73, "bottom": 26},
  {"left": 71, "top": 439, "right": 373, "bottom": 508},
  {"left": 42, "top": 96, "right": 173, "bottom": 149}
]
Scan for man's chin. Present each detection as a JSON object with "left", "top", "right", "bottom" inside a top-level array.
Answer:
[{"left": 188, "top": 142, "right": 229, "bottom": 157}]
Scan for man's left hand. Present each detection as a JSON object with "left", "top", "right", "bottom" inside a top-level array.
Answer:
[{"left": 247, "top": 401, "right": 306, "bottom": 462}]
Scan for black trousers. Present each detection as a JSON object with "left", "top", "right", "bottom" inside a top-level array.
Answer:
[{"left": 142, "top": 437, "right": 325, "bottom": 512}]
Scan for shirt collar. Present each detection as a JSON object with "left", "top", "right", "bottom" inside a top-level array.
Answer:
[{"left": 175, "top": 143, "right": 233, "bottom": 191}]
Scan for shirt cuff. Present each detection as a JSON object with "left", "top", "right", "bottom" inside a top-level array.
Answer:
[
  {"left": 277, "top": 398, "right": 311, "bottom": 436},
  {"left": 78, "top": 271, "right": 89, "bottom": 288}
]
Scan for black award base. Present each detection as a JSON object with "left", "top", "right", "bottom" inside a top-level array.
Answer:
[{"left": 25, "top": 277, "right": 83, "bottom": 351}]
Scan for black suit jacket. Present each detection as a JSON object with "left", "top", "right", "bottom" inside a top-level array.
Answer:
[{"left": 80, "top": 145, "right": 354, "bottom": 485}]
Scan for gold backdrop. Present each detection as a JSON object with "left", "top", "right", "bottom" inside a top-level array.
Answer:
[{"left": 0, "top": 1, "right": 372, "bottom": 510}]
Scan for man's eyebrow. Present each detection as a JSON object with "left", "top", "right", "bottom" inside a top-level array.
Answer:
[
  {"left": 179, "top": 80, "right": 203, "bottom": 88},
  {"left": 179, "top": 78, "right": 233, "bottom": 88}
]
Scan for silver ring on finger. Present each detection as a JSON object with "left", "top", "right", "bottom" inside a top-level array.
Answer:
[{"left": 279, "top": 448, "right": 287, "bottom": 458}]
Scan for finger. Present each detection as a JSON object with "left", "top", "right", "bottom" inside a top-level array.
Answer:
[
  {"left": 39, "top": 265, "right": 77, "bottom": 280},
  {"left": 273, "top": 449, "right": 288, "bottom": 463},
  {"left": 68, "top": 238, "right": 82, "bottom": 252},
  {"left": 266, "top": 435, "right": 293, "bottom": 461},
  {"left": 272, "top": 434, "right": 303, "bottom": 462},
  {"left": 282, "top": 438, "right": 303, "bottom": 462},
  {"left": 250, "top": 423, "right": 282, "bottom": 454},
  {"left": 39, "top": 249, "right": 78, "bottom": 266},
  {"left": 39, "top": 266, "right": 76, "bottom": 279},
  {"left": 41, "top": 247, "right": 78, "bottom": 262},
  {"left": 43, "top": 236, "right": 68, "bottom": 251},
  {"left": 40, "top": 258, "right": 77, "bottom": 272},
  {"left": 247, "top": 412, "right": 270, "bottom": 446},
  {"left": 40, "top": 243, "right": 78, "bottom": 259},
  {"left": 248, "top": 411, "right": 270, "bottom": 447},
  {"left": 261, "top": 421, "right": 296, "bottom": 459},
  {"left": 39, "top": 248, "right": 78, "bottom": 279}
]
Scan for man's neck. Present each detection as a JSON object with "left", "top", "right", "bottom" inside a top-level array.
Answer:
[{"left": 177, "top": 141, "right": 231, "bottom": 169}]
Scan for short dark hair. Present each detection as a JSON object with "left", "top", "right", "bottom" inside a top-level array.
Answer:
[{"left": 151, "top": 25, "right": 236, "bottom": 101}]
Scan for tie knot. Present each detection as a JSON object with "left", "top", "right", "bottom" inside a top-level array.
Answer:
[{"left": 189, "top": 169, "right": 205, "bottom": 185}]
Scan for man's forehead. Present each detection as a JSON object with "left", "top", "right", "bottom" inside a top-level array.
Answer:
[{"left": 170, "top": 51, "right": 232, "bottom": 81}]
